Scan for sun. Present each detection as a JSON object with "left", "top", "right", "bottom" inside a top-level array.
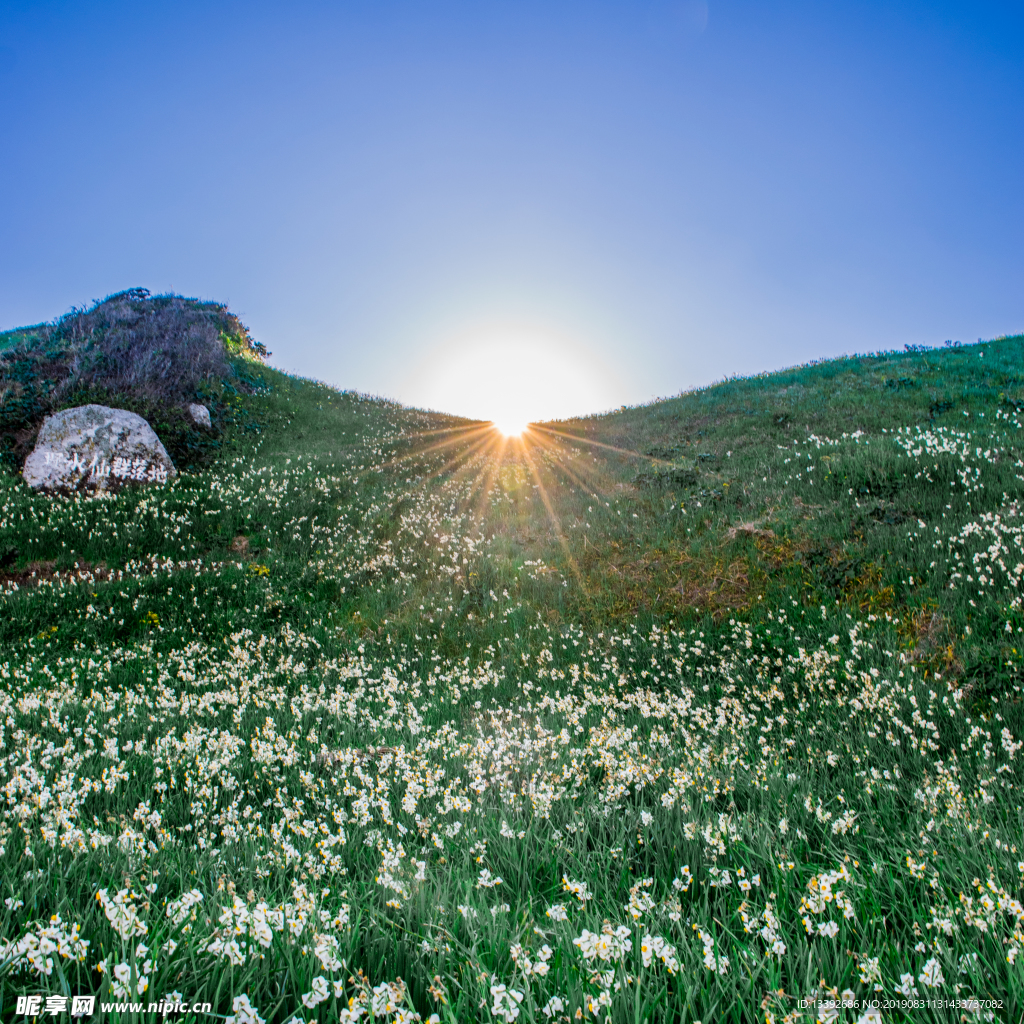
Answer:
[
  {"left": 493, "top": 417, "right": 530, "bottom": 437},
  {"left": 401, "top": 329, "right": 620, "bottom": 430}
]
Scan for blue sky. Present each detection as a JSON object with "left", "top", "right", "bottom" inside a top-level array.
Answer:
[{"left": 1, "top": 1, "right": 1022, "bottom": 421}]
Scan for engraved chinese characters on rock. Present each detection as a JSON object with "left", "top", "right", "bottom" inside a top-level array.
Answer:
[
  {"left": 24, "top": 405, "right": 176, "bottom": 492},
  {"left": 40, "top": 450, "right": 170, "bottom": 485}
]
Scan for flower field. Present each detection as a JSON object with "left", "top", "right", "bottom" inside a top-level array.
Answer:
[{"left": 0, "top": 338, "right": 1023, "bottom": 1022}]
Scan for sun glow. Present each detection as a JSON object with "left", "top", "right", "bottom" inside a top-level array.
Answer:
[
  {"left": 493, "top": 418, "right": 529, "bottom": 437},
  {"left": 402, "top": 329, "right": 618, "bottom": 427}
]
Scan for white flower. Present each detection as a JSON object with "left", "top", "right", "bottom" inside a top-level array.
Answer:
[
  {"left": 918, "top": 958, "right": 945, "bottom": 988},
  {"left": 542, "top": 996, "right": 565, "bottom": 1018},
  {"left": 226, "top": 995, "right": 265, "bottom": 1024},
  {"left": 545, "top": 903, "right": 568, "bottom": 921},
  {"left": 311, "top": 976, "right": 330, "bottom": 1001},
  {"left": 695, "top": 926, "right": 729, "bottom": 974},
  {"left": 371, "top": 982, "right": 402, "bottom": 1016},
  {"left": 562, "top": 877, "right": 592, "bottom": 904},
  {"left": 895, "top": 973, "right": 919, "bottom": 997},
  {"left": 574, "top": 930, "right": 598, "bottom": 960},
  {"left": 96, "top": 889, "right": 148, "bottom": 940},
  {"left": 857, "top": 1010, "right": 883, "bottom": 1024},
  {"left": 490, "top": 984, "right": 524, "bottom": 1023},
  {"left": 858, "top": 956, "right": 881, "bottom": 986},
  {"left": 817, "top": 1004, "right": 839, "bottom": 1024},
  {"left": 111, "top": 962, "right": 132, "bottom": 998},
  {"left": 574, "top": 926, "right": 632, "bottom": 963},
  {"left": 314, "top": 933, "right": 342, "bottom": 971}
]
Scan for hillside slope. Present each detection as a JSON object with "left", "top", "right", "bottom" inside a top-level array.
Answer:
[{"left": 0, "top": 323, "right": 1022, "bottom": 1022}]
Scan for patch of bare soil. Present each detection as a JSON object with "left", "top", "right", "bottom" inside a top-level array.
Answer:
[
  {"left": 0, "top": 559, "right": 111, "bottom": 589},
  {"left": 673, "top": 555, "right": 755, "bottom": 616},
  {"left": 725, "top": 520, "right": 776, "bottom": 542}
]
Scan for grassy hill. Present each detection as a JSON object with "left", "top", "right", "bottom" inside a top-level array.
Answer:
[{"left": 0, "top": 303, "right": 1022, "bottom": 1022}]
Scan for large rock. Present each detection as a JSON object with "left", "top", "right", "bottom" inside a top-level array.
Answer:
[{"left": 23, "top": 405, "right": 177, "bottom": 492}]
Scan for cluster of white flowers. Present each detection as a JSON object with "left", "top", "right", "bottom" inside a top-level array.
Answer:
[
  {"left": 640, "top": 933, "right": 679, "bottom": 973},
  {"left": 858, "top": 955, "right": 883, "bottom": 990},
  {"left": 799, "top": 863, "right": 856, "bottom": 937},
  {"left": 203, "top": 883, "right": 334, "bottom": 966},
  {"left": 541, "top": 996, "right": 565, "bottom": 1019},
  {"left": 166, "top": 888, "right": 204, "bottom": 929},
  {"left": 301, "top": 975, "right": 341, "bottom": 1009},
  {"left": 561, "top": 876, "right": 593, "bottom": 905},
  {"left": 624, "top": 877, "right": 656, "bottom": 919},
  {"left": 739, "top": 901, "right": 786, "bottom": 957},
  {"left": 893, "top": 962, "right": 946, "bottom": 998},
  {"left": 0, "top": 914, "right": 89, "bottom": 976},
  {"left": 226, "top": 994, "right": 265, "bottom": 1024},
  {"left": 96, "top": 888, "right": 148, "bottom": 940},
  {"left": 694, "top": 926, "right": 729, "bottom": 974},
  {"left": 106, "top": 955, "right": 151, "bottom": 998},
  {"left": 476, "top": 868, "right": 503, "bottom": 888},
  {"left": 511, "top": 942, "right": 553, "bottom": 977},
  {"left": 490, "top": 983, "right": 525, "bottom": 1023},
  {"left": 573, "top": 924, "right": 632, "bottom": 963}
]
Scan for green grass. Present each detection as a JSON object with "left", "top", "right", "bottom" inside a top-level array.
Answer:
[{"left": 0, "top": 336, "right": 1022, "bottom": 1023}]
